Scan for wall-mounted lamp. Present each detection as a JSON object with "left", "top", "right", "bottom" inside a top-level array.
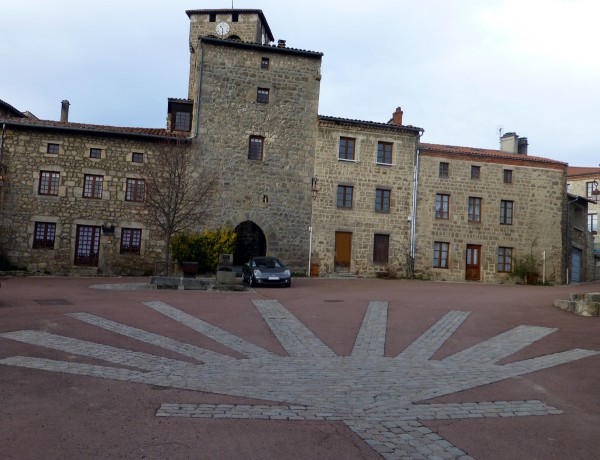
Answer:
[
  {"left": 102, "top": 223, "right": 115, "bottom": 235},
  {"left": 311, "top": 176, "right": 319, "bottom": 200}
]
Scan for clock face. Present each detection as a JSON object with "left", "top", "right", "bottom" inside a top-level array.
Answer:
[{"left": 216, "top": 22, "right": 230, "bottom": 36}]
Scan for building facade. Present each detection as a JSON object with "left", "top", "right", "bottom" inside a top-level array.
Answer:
[{"left": 0, "top": 8, "right": 595, "bottom": 283}]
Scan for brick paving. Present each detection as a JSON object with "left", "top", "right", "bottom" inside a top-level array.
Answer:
[{"left": 1, "top": 293, "right": 597, "bottom": 460}]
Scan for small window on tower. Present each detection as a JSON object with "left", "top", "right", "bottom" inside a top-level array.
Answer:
[
  {"left": 209, "top": 13, "right": 216, "bottom": 22},
  {"left": 257, "top": 88, "right": 270, "bottom": 104},
  {"left": 261, "top": 57, "right": 270, "bottom": 69},
  {"left": 232, "top": 13, "right": 239, "bottom": 22}
]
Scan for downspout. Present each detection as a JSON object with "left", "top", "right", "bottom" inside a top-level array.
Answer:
[
  {"left": 0, "top": 123, "right": 5, "bottom": 163},
  {"left": 193, "top": 39, "right": 205, "bottom": 139},
  {"left": 408, "top": 128, "right": 425, "bottom": 278}
]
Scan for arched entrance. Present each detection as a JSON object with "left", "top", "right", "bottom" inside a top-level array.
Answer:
[{"left": 234, "top": 221, "right": 266, "bottom": 265}]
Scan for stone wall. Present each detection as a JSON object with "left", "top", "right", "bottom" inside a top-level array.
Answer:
[
  {"left": 312, "top": 119, "right": 419, "bottom": 277},
  {"left": 0, "top": 127, "right": 165, "bottom": 275},
  {"left": 414, "top": 153, "right": 566, "bottom": 283},
  {"left": 191, "top": 40, "right": 322, "bottom": 271}
]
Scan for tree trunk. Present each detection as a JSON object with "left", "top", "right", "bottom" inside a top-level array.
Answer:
[{"left": 163, "top": 234, "right": 172, "bottom": 276}]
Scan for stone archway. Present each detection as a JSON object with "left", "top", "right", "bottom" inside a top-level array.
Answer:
[{"left": 234, "top": 221, "right": 266, "bottom": 265}]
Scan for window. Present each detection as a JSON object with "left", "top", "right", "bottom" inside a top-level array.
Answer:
[
  {"left": 257, "top": 87, "right": 269, "bottom": 103},
  {"left": 373, "top": 234, "right": 390, "bottom": 263},
  {"left": 433, "top": 242, "right": 449, "bottom": 268},
  {"left": 339, "top": 137, "right": 356, "bottom": 160},
  {"left": 83, "top": 174, "right": 103, "bottom": 199},
  {"left": 261, "top": 57, "right": 270, "bottom": 69},
  {"left": 209, "top": 13, "right": 216, "bottom": 22},
  {"left": 337, "top": 185, "right": 353, "bottom": 209},
  {"left": 588, "top": 213, "right": 598, "bottom": 234},
  {"left": 586, "top": 181, "right": 598, "bottom": 201},
  {"left": 248, "top": 136, "right": 264, "bottom": 160},
  {"left": 174, "top": 111, "right": 192, "bottom": 131},
  {"left": 468, "top": 197, "right": 482, "bottom": 222},
  {"left": 377, "top": 142, "right": 393, "bottom": 164},
  {"left": 47, "top": 143, "right": 59, "bottom": 154},
  {"left": 232, "top": 13, "right": 239, "bottom": 22},
  {"left": 498, "top": 247, "right": 513, "bottom": 273},
  {"left": 439, "top": 162, "right": 449, "bottom": 177},
  {"left": 504, "top": 169, "right": 513, "bottom": 183},
  {"left": 500, "top": 200, "right": 513, "bottom": 225},
  {"left": 435, "top": 194, "right": 450, "bottom": 219},
  {"left": 126, "top": 178, "right": 145, "bottom": 202},
  {"left": 375, "top": 188, "right": 391, "bottom": 212},
  {"left": 89, "top": 148, "right": 102, "bottom": 159},
  {"left": 132, "top": 152, "right": 144, "bottom": 163},
  {"left": 33, "top": 222, "right": 56, "bottom": 249},
  {"left": 471, "top": 165, "right": 480, "bottom": 179},
  {"left": 38, "top": 171, "right": 60, "bottom": 195},
  {"left": 120, "top": 228, "right": 142, "bottom": 254}
]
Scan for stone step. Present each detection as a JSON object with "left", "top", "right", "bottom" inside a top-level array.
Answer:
[{"left": 70, "top": 266, "right": 99, "bottom": 277}]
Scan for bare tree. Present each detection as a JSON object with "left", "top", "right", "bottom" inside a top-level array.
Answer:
[{"left": 143, "top": 139, "right": 217, "bottom": 275}]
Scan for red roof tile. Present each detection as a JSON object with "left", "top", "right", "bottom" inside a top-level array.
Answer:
[
  {"left": 420, "top": 143, "right": 566, "bottom": 170},
  {"left": 567, "top": 166, "right": 600, "bottom": 178}
]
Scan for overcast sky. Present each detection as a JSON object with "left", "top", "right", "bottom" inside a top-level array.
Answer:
[{"left": 2, "top": 0, "right": 599, "bottom": 166}]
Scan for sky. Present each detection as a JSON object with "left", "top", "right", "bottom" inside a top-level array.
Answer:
[{"left": 1, "top": 0, "right": 599, "bottom": 166}]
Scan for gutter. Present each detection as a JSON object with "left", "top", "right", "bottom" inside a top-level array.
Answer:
[{"left": 408, "top": 128, "right": 425, "bottom": 277}]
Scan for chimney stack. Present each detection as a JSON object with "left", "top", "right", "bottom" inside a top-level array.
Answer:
[
  {"left": 277, "top": 39, "right": 286, "bottom": 48},
  {"left": 60, "top": 100, "right": 70, "bottom": 122},
  {"left": 390, "top": 107, "right": 403, "bottom": 126},
  {"left": 500, "top": 132, "right": 528, "bottom": 155}
]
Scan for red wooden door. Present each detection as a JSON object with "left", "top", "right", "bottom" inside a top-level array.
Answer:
[{"left": 465, "top": 245, "right": 481, "bottom": 281}]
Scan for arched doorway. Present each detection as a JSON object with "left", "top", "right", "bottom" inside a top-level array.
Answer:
[{"left": 234, "top": 221, "right": 266, "bottom": 265}]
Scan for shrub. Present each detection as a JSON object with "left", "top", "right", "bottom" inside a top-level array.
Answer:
[{"left": 171, "top": 228, "right": 237, "bottom": 273}]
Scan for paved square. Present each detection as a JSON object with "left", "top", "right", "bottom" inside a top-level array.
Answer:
[{"left": 1, "top": 277, "right": 599, "bottom": 459}]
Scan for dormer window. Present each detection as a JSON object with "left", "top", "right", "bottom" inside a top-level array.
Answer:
[{"left": 168, "top": 99, "right": 193, "bottom": 132}]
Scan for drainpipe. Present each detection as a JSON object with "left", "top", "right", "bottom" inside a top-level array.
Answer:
[
  {"left": 0, "top": 123, "right": 5, "bottom": 163},
  {"left": 193, "top": 39, "right": 205, "bottom": 139},
  {"left": 408, "top": 128, "right": 425, "bottom": 277}
]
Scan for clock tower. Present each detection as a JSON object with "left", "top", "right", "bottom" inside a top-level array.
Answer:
[{"left": 186, "top": 9, "right": 274, "bottom": 45}]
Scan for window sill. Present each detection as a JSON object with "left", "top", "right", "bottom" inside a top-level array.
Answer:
[
  {"left": 338, "top": 158, "right": 358, "bottom": 163},
  {"left": 376, "top": 162, "right": 393, "bottom": 167}
]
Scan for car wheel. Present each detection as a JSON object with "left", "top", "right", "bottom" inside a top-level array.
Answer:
[
  {"left": 285, "top": 280, "right": 291, "bottom": 288},
  {"left": 241, "top": 272, "right": 247, "bottom": 284}
]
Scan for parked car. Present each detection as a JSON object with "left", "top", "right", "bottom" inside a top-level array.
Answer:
[{"left": 242, "top": 256, "right": 292, "bottom": 287}]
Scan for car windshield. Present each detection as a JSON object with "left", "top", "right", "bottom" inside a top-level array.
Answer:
[{"left": 254, "top": 257, "right": 282, "bottom": 268}]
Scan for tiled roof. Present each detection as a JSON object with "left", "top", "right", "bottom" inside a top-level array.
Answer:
[
  {"left": 0, "top": 116, "right": 183, "bottom": 139},
  {"left": 185, "top": 8, "right": 274, "bottom": 42},
  {"left": 567, "top": 166, "right": 600, "bottom": 178},
  {"left": 420, "top": 143, "right": 566, "bottom": 169},
  {"left": 0, "top": 99, "right": 26, "bottom": 118},
  {"left": 319, "top": 115, "right": 423, "bottom": 134}
]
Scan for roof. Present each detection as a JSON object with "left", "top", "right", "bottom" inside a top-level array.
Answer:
[
  {"left": 420, "top": 143, "right": 567, "bottom": 170},
  {"left": 0, "top": 116, "right": 184, "bottom": 140},
  {"left": 567, "top": 166, "right": 600, "bottom": 178},
  {"left": 319, "top": 115, "right": 423, "bottom": 134},
  {"left": 185, "top": 8, "right": 274, "bottom": 43},
  {"left": 201, "top": 36, "right": 323, "bottom": 58},
  {"left": 0, "top": 99, "right": 26, "bottom": 118}
]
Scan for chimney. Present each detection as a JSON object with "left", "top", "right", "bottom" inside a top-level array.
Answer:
[
  {"left": 517, "top": 137, "right": 528, "bottom": 155},
  {"left": 500, "top": 132, "right": 518, "bottom": 154},
  {"left": 277, "top": 39, "right": 286, "bottom": 48},
  {"left": 60, "top": 100, "right": 70, "bottom": 122},
  {"left": 389, "top": 107, "right": 403, "bottom": 126}
]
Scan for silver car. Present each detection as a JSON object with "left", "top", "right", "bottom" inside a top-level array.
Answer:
[{"left": 242, "top": 256, "right": 292, "bottom": 287}]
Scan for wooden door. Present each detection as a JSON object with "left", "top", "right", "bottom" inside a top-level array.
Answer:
[
  {"left": 335, "top": 232, "right": 352, "bottom": 272},
  {"left": 465, "top": 244, "right": 481, "bottom": 281}
]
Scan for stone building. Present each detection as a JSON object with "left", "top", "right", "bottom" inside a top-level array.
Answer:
[
  {"left": 311, "top": 110, "right": 422, "bottom": 278},
  {"left": 567, "top": 167, "right": 600, "bottom": 248},
  {"left": 0, "top": 8, "right": 595, "bottom": 283},
  {"left": 0, "top": 115, "right": 180, "bottom": 275},
  {"left": 414, "top": 136, "right": 568, "bottom": 283}
]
